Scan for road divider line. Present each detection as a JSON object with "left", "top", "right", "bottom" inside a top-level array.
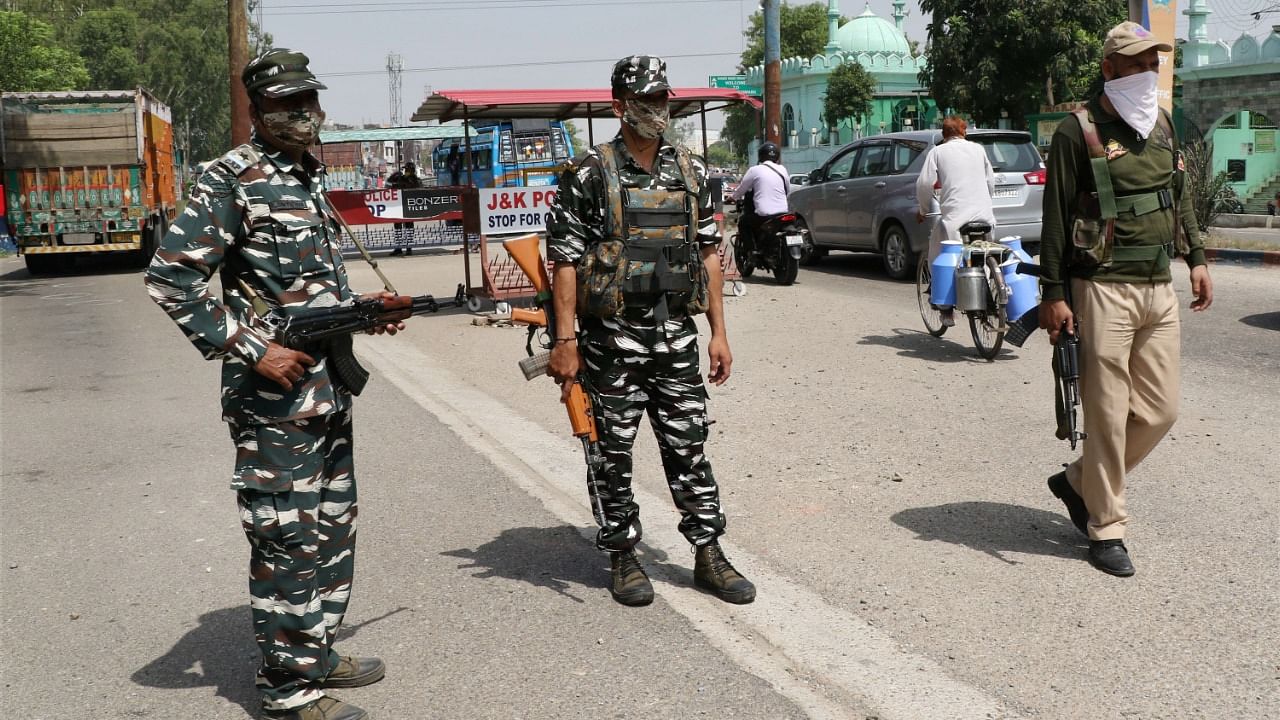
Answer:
[{"left": 358, "top": 338, "right": 1019, "bottom": 720}]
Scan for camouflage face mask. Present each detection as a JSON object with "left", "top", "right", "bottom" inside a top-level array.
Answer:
[
  {"left": 261, "top": 108, "right": 325, "bottom": 148},
  {"left": 623, "top": 98, "right": 669, "bottom": 140}
]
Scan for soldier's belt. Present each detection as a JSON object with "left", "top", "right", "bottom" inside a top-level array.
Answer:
[
  {"left": 1114, "top": 189, "right": 1175, "bottom": 217},
  {"left": 1110, "top": 244, "right": 1168, "bottom": 263}
]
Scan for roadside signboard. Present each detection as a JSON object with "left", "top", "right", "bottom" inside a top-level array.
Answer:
[
  {"left": 708, "top": 75, "right": 762, "bottom": 96},
  {"left": 479, "top": 187, "right": 558, "bottom": 234}
]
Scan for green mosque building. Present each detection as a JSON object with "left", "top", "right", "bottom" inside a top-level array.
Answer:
[{"left": 742, "top": 0, "right": 938, "bottom": 173}]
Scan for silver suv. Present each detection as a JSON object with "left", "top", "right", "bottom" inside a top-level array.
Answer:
[{"left": 789, "top": 129, "right": 1045, "bottom": 279}]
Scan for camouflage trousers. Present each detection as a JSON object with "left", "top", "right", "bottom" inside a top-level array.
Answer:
[
  {"left": 228, "top": 410, "right": 357, "bottom": 712},
  {"left": 580, "top": 310, "right": 726, "bottom": 552}
]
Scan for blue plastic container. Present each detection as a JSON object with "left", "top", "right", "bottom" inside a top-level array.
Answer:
[
  {"left": 998, "top": 235, "right": 1033, "bottom": 263},
  {"left": 1001, "top": 260, "right": 1040, "bottom": 323},
  {"left": 929, "top": 241, "right": 963, "bottom": 307}
]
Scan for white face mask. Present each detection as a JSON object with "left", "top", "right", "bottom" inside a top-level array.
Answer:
[{"left": 1104, "top": 70, "right": 1159, "bottom": 139}]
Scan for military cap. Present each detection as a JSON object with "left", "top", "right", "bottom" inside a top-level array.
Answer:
[
  {"left": 611, "top": 55, "right": 671, "bottom": 96},
  {"left": 1103, "top": 21, "right": 1173, "bottom": 57},
  {"left": 242, "top": 48, "right": 327, "bottom": 99}
]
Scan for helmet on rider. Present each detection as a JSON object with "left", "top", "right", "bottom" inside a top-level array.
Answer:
[{"left": 757, "top": 142, "right": 780, "bottom": 164}]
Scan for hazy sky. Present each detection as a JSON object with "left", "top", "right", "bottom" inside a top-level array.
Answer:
[{"left": 261, "top": 0, "right": 1276, "bottom": 134}]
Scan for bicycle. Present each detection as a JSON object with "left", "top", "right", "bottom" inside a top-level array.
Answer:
[{"left": 916, "top": 221, "right": 1036, "bottom": 360}]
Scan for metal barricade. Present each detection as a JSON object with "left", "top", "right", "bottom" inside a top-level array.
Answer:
[{"left": 336, "top": 221, "right": 476, "bottom": 256}]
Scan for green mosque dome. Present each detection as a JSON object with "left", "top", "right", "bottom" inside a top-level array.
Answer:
[{"left": 835, "top": 5, "right": 912, "bottom": 56}]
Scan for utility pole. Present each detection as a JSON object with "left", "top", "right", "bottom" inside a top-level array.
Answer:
[
  {"left": 229, "top": 0, "right": 251, "bottom": 145},
  {"left": 387, "top": 52, "right": 404, "bottom": 166},
  {"left": 763, "top": 0, "right": 782, "bottom": 146}
]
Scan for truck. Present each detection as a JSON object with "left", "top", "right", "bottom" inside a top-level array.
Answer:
[{"left": 1, "top": 89, "right": 176, "bottom": 274}]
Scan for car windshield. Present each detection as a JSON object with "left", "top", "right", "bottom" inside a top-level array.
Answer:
[{"left": 972, "top": 137, "right": 1041, "bottom": 172}]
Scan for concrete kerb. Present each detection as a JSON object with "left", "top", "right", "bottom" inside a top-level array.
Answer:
[{"left": 1204, "top": 247, "right": 1280, "bottom": 266}]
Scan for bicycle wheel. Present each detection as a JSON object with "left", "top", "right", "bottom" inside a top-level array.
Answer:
[
  {"left": 969, "top": 311, "right": 1005, "bottom": 360},
  {"left": 917, "top": 255, "right": 947, "bottom": 337}
]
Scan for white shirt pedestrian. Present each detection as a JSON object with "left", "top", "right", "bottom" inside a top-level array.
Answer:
[
  {"left": 915, "top": 136, "right": 996, "bottom": 260},
  {"left": 733, "top": 160, "right": 790, "bottom": 216}
]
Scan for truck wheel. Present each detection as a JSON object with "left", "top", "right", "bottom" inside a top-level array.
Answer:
[{"left": 24, "top": 254, "right": 67, "bottom": 275}]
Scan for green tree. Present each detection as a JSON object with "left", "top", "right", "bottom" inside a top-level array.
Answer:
[
  {"left": 918, "top": 0, "right": 1122, "bottom": 126},
  {"left": 822, "top": 61, "right": 876, "bottom": 135},
  {"left": 564, "top": 120, "right": 588, "bottom": 155},
  {"left": 0, "top": 11, "right": 89, "bottom": 91},
  {"left": 706, "top": 140, "right": 738, "bottom": 171},
  {"left": 722, "top": 1, "right": 849, "bottom": 161},
  {"left": 740, "top": 1, "right": 843, "bottom": 68},
  {"left": 71, "top": 9, "right": 142, "bottom": 89}
]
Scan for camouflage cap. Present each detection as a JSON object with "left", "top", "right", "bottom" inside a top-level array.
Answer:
[
  {"left": 1103, "top": 21, "right": 1173, "bottom": 57},
  {"left": 611, "top": 55, "right": 672, "bottom": 96},
  {"left": 242, "top": 48, "right": 327, "bottom": 99}
]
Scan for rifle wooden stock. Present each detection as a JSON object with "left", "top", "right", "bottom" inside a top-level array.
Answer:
[
  {"left": 511, "top": 307, "right": 546, "bottom": 327},
  {"left": 503, "top": 234, "right": 553, "bottom": 299}
]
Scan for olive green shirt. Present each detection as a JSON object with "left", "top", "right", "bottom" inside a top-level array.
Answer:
[{"left": 1039, "top": 97, "right": 1206, "bottom": 302}]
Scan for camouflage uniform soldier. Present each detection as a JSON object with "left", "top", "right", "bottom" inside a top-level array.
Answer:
[
  {"left": 145, "top": 49, "right": 396, "bottom": 720},
  {"left": 547, "top": 55, "right": 756, "bottom": 607}
]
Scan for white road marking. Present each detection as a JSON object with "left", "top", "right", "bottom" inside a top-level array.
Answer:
[{"left": 358, "top": 338, "right": 1019, "bottom": 720}]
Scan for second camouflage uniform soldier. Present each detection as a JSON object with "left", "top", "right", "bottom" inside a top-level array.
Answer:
[{"left": 547, "top": 55, "right": 756, "bottom": 607}]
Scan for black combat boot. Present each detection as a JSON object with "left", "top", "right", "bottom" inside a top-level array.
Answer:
[
  {"left": 610, "top": 550, "right": 654, "bottom": 606},
  {"left": 1048, "top": 470, "right": 1089, "bottom": 536},
  {"left": 694, "top": 543, "right": 756, "bottom": 604},
  {"left": 264, "top": 697, "right": 367, "bottom": 720}
]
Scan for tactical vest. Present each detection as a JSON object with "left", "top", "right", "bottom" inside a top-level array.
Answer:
[
  {"left": 575, "top": 142, "right": 710, "bottom": 321},
  {"left": 1069, "top": 107, "right": 1189, "bottom": 272}
]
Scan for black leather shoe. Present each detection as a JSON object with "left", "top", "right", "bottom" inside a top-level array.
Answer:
[
  {"left": 321, "top": 656, "right": 385, "bottom": 689},
  {"left": 389, "top": 248, "right": 403, "bottom": 257},
  {"left": 1048, "top": 471, "right": 1089, "bottom": 536},
  {"left": 610, "top": 550, "right": 654, "bottom": 606},
  {"left": 264, "top": 697, "right": 368, "bottom": 720},
  {"left": 1089, "top": 539, "right": 1135, "bottom": 577}
]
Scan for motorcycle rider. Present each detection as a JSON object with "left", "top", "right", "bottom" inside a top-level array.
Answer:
[{"left": 732, "top": 142, "right": 790, "bottom": 254}]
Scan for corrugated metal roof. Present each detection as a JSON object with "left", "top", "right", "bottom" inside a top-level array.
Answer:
[
  {"left": 318, "top": 126, "right": 471, "bottom": 143},
  {"left": 411, "top": 88, "right": 762, "bottom": 122}
]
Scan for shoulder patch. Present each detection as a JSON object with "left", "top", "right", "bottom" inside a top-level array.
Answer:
[{"left": 217, "top": 144, "right": 264, "bottom": 177}]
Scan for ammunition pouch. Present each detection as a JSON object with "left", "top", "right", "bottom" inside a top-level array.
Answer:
[{"left": 575, "top": 141, "right": 710, "bottom": 321}]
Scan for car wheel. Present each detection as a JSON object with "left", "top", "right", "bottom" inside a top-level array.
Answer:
[{"left": 880, "top": 223, "right": 915, "bottom": 281}]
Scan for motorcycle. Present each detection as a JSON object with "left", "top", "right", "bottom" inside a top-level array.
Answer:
[{"left": 732, "top": 209, "right": 805, "bottom": 286}]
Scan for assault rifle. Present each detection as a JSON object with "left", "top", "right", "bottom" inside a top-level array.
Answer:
[
  {"left": 254, "top": 282, "right": 467, "bottom": 395},
  {"left": 1004, "top": 263, "right": 1087, "bottom": 450},
  {"left": 502, "top": 234, "right": 607, "bottom": 527}
]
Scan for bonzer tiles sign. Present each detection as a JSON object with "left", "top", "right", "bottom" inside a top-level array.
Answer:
[{"left": 326, "top": 187, "right": 465, "bottom": 224}]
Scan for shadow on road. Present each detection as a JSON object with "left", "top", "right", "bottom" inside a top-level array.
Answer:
[
  {"left": 797, "top": 251, "right": 904, "bottom": 284},
  {"left": 891, "top": 501, "right": 1086, "bottom": 565},
  {"left": 441, "top": 525, "right": 679, "bottom": 604},
  {"left": 858, "top": 327, "right": 1019, "bottom": 363},
  {"left": 130, "top": 606, "right": 258, "bottom": 717},
  {"left": 131, "top": 604, "right": 406, "bottom": 717},
  {"left": 1240, "top": 311, "right": 1280, "bottom": 332}
]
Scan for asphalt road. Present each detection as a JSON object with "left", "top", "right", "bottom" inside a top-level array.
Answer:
[{"left": 1, "top": 249, "right": 1276, "bottom": 720}]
